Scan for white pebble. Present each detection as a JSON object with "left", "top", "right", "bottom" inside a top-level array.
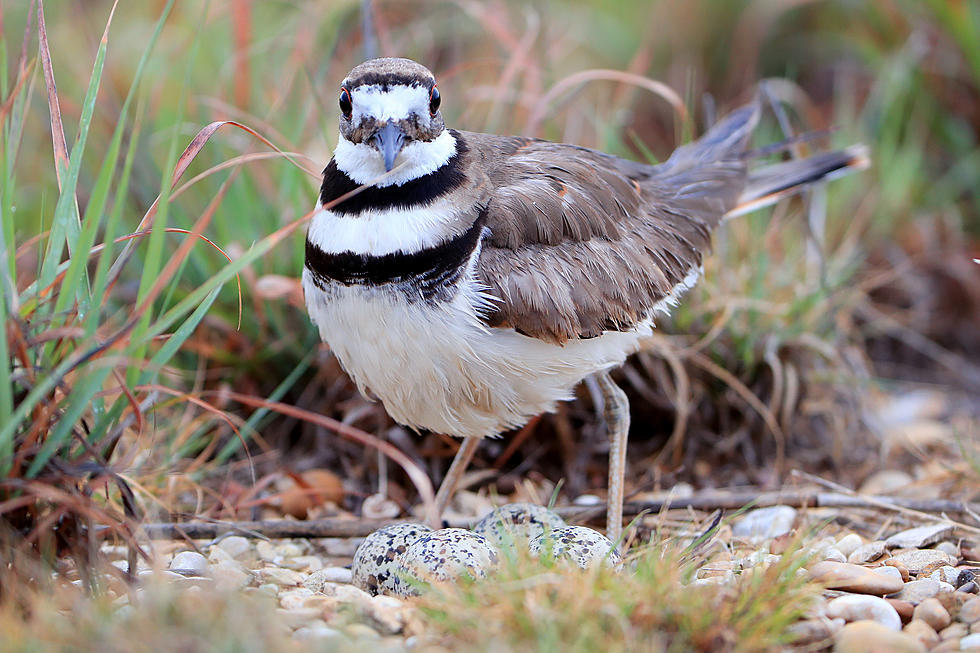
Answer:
[
  {"left": 826, "top": 595, "right": 901, "bottom": 631},
  {"left": 216, "top": 535, "right": 250, "bottom": 558},
  {"left": 961, "top": 633, "right": 980, "bottom": 649},
  {"left": 732, "top": 505, "right": 797, "bottom": 539},
  {"left": 169, "top": 551, "right": 209, "bottom": 576},
  {"left": 822, "top": 548, "right": 847, "bottom": 563},
  {"left": 835, "top": 533, "right": 863, "bottom": 558}
]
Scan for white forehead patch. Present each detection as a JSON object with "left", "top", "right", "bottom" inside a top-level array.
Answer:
[{"left": 351, "top": 84, "right": 430, "bottom": 123}]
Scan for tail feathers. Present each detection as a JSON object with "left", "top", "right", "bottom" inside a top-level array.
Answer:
[{"left": 727, "top": 144, "right": 870, "bottom": 219}]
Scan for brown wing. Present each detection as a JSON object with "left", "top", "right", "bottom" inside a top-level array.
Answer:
[{"left": 468, "top": 101, "right": 761, "bottom": 344}]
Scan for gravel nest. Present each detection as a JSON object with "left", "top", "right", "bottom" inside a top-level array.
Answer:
[{"left": 98, "top": 502, "right": 980, "bottom": 651}]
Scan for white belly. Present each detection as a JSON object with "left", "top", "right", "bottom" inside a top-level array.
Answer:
[{"left": 302, "top": 270, "right": 649, "bottom": 438}]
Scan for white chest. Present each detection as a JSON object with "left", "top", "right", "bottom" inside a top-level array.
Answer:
[{"left": 302, "top": 266, "right": 648, "bottom": 438}]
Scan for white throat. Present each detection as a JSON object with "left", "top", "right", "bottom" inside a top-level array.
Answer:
[{"left": 334, "top": 129, "right": 457, "bottom": 187}]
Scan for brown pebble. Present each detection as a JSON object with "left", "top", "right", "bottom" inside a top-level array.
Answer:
[
  {"left": 810, "top": 561, "right": 905, "bottom": 595},
  {"left": 936, "top": 590, "right": 970, "bottom": 616},
  {"left": 920, "top": 559, "right": 952, "bottom": 579},
  {"left": 788, "top": 619, "right": 836, "bottom": 646},
  {"left": 903, "top": 619, "right": 940, "bottom": 649},
  {"left": 939, "top": 622, "right": 968, "bottom": 640},
  {"left": 960, "top": 597, "right": 980, "bottom": 623},
  {"left": 770, "top": 532, "right": 794, "bottom": 555},
  {"left": 931, "top": 640, "right": 961, "bottom": 653},
  {"left": 886, "top": 558, "right": 911, "bottom": 582},
  {"left": 887, "top": 599, "right": 915, "bottom": 623},
  {"left": 833, "top": 620, "right": 926, "bottom": 653},
  {"left": 913, "top": 598, "right": 952, "bottom": 632}
]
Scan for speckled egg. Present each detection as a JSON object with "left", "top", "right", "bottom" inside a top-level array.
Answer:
[
  {"left": 351, "top": 522, "right": 432, "bottom": 595},
  {"left": 390, "top": 528, "right": 499, "bottom": 597},
  {"left": 472, "top": 503, "right": 567, "bottom": 547},
  {"left": 528, "top": 525, "right": 622, "bottom": 568}
]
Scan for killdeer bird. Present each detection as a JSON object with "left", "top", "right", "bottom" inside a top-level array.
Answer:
[{"left": 303, "top": 57, "right": 868, "bottom": 542}]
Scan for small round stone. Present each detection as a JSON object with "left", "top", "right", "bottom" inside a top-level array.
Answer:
[
  {"left": 351, "top": 522, "right": 432, "bottom": 596},
  {"left": 835, "top": 620, "right": 926, "bottom": 653},
  {"left": 827, "top": 595, "right": 902, "bottom": 631},
  {"left": 215, "top": 535, "right": 250, "bottom": 559},
  {"left": 169, "top": 551, "right": 209, "bottom": 576},
  {"left": 528, "top": 526, "right": 621, "bottom": 569},
  {"left": 913, "top": 598, "right": 951, "bottom": 632},
  {"left": 472, "top": 503, "right": 566, "bottom": 547},
  {"left": 390, "top": 528, "right": 499, "bottom": 596}
]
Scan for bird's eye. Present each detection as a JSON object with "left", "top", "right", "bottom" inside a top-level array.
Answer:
[
  {"left": 429, "top": 86, "right": 441, "bottom": 116},
  {"left": 339, "top": 88, "right": 352, "bottom": 119}
]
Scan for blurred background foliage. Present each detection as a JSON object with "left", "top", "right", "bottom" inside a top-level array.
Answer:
[{"left": 1, "top": 0, "right": 978, "bottom": 548}]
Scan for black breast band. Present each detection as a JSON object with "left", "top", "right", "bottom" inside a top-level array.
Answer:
[{"left": 304, "top": 213, "right": 486, "bottom": 300}]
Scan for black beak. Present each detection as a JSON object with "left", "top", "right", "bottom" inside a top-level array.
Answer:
[{"left": 372, "top": 122, "right": 406, "bottom": 172}]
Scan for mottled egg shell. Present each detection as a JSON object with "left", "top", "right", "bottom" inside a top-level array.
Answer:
[
  {"left": 472, "top": 503, "right": 566, "bottom": 547},
  {"left": 390, "top": 528, "right": 499, "bottom": 597},
  {"left": 351, "top": 522, "right": 432, "bottom": 595},
  {"left": 529, "top": 526, "right": 622, "bottom": 568}
]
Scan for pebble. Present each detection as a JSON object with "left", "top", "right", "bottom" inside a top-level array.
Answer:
[
  {"left": 257, "top": 566, "right": 305, "bottom": 587},
  {"left": 280, "top": 588, "right": 317, "bottom": 610},
  {"left": 276, "top": 607, "right": 324, "bottom": 629},
  {"left": 960, "top": 597, "right": 980, "bottom": 623},
  {"left": 834, "top": 619, "right": 926, "bottom": 652},
  {"left": 216, "top": 535, "right": 251, "bottom": 559},
  {"left": 873, "top": 566, "right": 905, "bottom": 583},
  {"left": 837, "top": 534, "right": 864, "bottom": 558},
  {"left": 305, "top": 579, "right": 372, "bottom": 604},
  {"left": 528, "top": 526, "right": 621, "bottom": 569},
  {"left": 886, "top": 558, "right": 911, "bottom": 582},
  {"left": 732, "top": 505, "right": 797, "bottom": 539},
  {"left": 809, "top": 561, "right": 904, "bottom": 595},
  {"left": 351, "top": 522, "right": 432, "bottom": 596},
  {"left": 859, "top": 470, "right": 915, "bottom": 495},
  {"left": 207, "top": 546, "right": 236, "bottom": 565},
  {"left": 256, "top": 540, "right": 279, "bottom": 562},
  {"left": 885, "top": 524, "right": 955, "bottom": 550},
  {"left": 472, "top": 503, "right": 566, "bottom": 547},
  {"left": 292, "top": 624, "right": 341, "bottom": 642},
  {"left": 827, "top": 595, "right": 903, "bottom": 631},
  {"left": 211, "top": 562, "right": 250, "bottom": 590},
  {"left": 391, "top": 529, "right": 499, "bottom": 597},
  {"left": 849, "top": 541, "right": 887, "bottom": 565},
  {"left": 280, "top": 555, "right": 323, "bottom": 572},
  {"left": 914, "top": 598, "right": 952, "bottom": 631},
  {"left": 344, "top": 623, "right": 382, "bottom": 640},
  {"left": 169, "top": 551, "right": 209, "bottom": 577},
  {"left": 886, "top": 550, "right": 958, "bottom": 575},
  {"left": 788, "top": 618, "right": 838, "bottom": 645},
  {"left": 931, "top": 566, "right": 962, "bottom": 585},
  {"left": 573, "top": 494, "right": 602, "bottom": 506},
  {"left": 888, "top": 599, "right": 915, "bottom": 622},
  {"left": 903, "top": 619, "right": 940, "bottom": 648},
  {"left": 891, "top": 579, "right": 942, "bottom": 604},
  {"left": 824, "top": 548, "right": 848, "bottom": 563},
  {"left": 361, "top": 493, "right": 401, "bottom": 520},
  {"left": 940, "top": 622, "right": 968, "bottom": 640},
  {"left": 961, "top": 633, "right": 980, "bottom": 648},
  {"left": 936, "top": 541, "right": 960, "bottom": 558},
  {"left": 362, "top": 595, "right": 406, "bottom": 635}
]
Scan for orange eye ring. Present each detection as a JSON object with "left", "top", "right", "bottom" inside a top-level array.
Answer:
[
  {"left": 429, "top": 86, "right": 441, "bottom": 116},
  {"left": 339, "top": 88, "right": 352, "bottom": 119}
]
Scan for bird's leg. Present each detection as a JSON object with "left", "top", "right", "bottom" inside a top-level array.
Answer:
[
  {"left": 597, "top": 371, "right": 630, "bottom": 546},
  {"left": 431, "top": 435, "right": 481, "bottom": 529}
]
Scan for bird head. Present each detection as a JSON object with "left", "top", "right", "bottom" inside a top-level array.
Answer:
[{"left": 337, "top": 58, "right": 444, "bottom": 172}]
